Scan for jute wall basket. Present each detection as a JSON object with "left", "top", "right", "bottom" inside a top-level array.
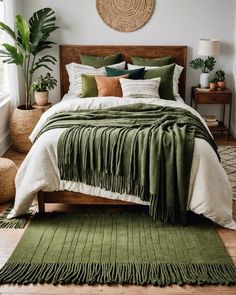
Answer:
[
  {"left": 0, "top": 158, "right": 17, "bottom": 203},
  {"left": 96, "top": 0, "right": 155, "bottom": 32},
  {"left": 10, "top": 106, "right": 43, "bottom": 154}
]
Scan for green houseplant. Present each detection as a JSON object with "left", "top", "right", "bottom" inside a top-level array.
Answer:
[
  {"left": 32, "top": 73, "right": 57, "bottom": 106},
  {"left": 214, "top": 70, "right": 226, "bottom": 89},
  {"left": 189, "top": 56, "right": 216, "bottom": 88},
  {"left": 209, "top": 78, "right": 218, "bottom": 90},
  {"left": 0, "top": 8, "right": 59, "bottom": 153}
]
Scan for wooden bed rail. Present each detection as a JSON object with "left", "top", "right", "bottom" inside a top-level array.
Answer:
[{"left": 37, "top": 191, "right": 137, "bottom": 213}]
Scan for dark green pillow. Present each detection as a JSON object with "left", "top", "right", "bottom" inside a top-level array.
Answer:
[
  {"left": 131, "top": 55, "right": 174, "bottom": 67},
  {"left": 105, "top": 67, "right": 145, "bottom": 79},
  {"left": 81, "top": 74, "right": 99, "bottom": 98},
  {"left": 80, "top": 53, "right": 121, "bottom": 68},
  {"left": 144, "top": 64, "right": 175, "bottom": 100}
]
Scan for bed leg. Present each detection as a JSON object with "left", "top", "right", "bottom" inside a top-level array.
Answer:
[{"left": 38, "top": 191, "right": 45, "bottom": 213}]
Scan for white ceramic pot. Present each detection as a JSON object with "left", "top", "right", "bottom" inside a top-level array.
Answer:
[
  {"left": 35, "top": 91, "right": 49, "bottom": 106},
  {"left": 199, "top": 73, "right": 209, "bottom": 88}
]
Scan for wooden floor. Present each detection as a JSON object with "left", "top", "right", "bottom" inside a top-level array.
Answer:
[{"left": 0, "top": 134, "right": 236, "bottom": 294}]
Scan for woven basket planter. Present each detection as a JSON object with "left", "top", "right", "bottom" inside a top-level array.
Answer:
[
  {"left": 0, "top": 158, "right": 17, "bottom": 203},
  {"left": 10, "top": 105, "right": 42, "bottom": 153}
]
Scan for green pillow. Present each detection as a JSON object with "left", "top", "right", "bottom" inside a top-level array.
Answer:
[
  {"left": 144, "top": 64, "right": 175, "bottom": 100},
  {"left": 131, "top": 55, "right": 174, "bottom": 67},
  {"left": 80, "top": 53, "right": 121, "bottom": 68},
  {"left": 105, "top": 67, "right": 145, "bottom": 79},
  {"left": 81, "top": 74, "right": 98, "bottom": 98}
]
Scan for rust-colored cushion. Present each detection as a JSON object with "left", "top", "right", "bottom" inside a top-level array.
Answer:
[{"left": 95, "top": 74, "right": 129, "bottom": 97}]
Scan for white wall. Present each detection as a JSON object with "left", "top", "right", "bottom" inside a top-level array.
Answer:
[{"left": 17, "top": 0, "right": 236, "bottom": 133}]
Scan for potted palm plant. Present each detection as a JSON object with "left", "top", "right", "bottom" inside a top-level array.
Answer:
[
  {"left": 189, "top": 57, "right": 216, "bottom": 88},
  {"left": 209, "top": 78, "right": 218, "bottom": 90},
  {"left": 215, "top": 70, "right": 226, "bottom": 90},
  {"left": 32, "top": 73, "right": 57, "bottom": 106},
  {"left": 0, "top": 8, "right": 58, "bottom": 153}
]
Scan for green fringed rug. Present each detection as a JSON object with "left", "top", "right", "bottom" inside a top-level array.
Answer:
[
  {"left": 0, "top": 211, "right": 235, "bottom": 286},
  {"left": 0, "top": 202, "right": 34, "bottom": 229}
]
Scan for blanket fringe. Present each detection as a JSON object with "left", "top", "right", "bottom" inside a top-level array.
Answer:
[
  {"left": 0, "top": 203, "right": 34, "bottom": 229},
  {"left": 0, "top": 262, "right": 235, "bottom": 286}
]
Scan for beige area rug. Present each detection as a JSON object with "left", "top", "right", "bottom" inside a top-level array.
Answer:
[{"left": 218, "top": 146, "right": 236, "bottom": 200}]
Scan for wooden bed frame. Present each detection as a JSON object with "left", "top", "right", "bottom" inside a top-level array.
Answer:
[{"left": 38, "top": 45, "right": 187, "bottom": 212}]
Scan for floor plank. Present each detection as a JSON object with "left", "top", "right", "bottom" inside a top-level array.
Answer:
[{"left": 1, "top": 139, "right": 236, "bottom": 294}]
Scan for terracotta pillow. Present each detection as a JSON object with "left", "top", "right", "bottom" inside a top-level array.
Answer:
[{"left": 95, "top": 74, "right": 129, "bottom": 97}]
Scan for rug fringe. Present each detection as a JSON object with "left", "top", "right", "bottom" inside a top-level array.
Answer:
[
  {"left": 0, "top": 262, "right": 235, "bottom": 285},
  {"left": 0, "top": 203, "right": 34, "bottom": 229}
]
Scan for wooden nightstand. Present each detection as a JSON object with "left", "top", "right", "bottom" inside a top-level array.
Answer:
[
  {"left": 191, "top": 87, "right": 232, "bottom": 140},
  {"left": 32, "top": 102, "right": 52, "bottom": 113}
]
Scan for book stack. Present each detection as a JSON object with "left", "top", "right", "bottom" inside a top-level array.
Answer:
[{"left": 203, "top": 115, "right": 218, "bottom": 126}]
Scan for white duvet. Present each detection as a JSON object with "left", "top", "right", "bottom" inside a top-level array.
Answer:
[{"left": 8, "top": 95, "right": 236, "bottom": 229}]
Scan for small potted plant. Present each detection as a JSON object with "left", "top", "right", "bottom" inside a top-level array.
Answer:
[
  {"left": 32, "top": 73, "right": 57, "bottom": 106},
  {"left": 214, "top": 70, "right": 226, "bottom": 90},
  {"left": 189, "top": 57, "right": 216, "bottom": 88},
  {"left": 209, "top": 78, "right": 218, "bottom": 90}
]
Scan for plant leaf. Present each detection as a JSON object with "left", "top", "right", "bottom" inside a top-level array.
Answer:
[
  {"left": 30, "top": 55, "right": 56, "bottom": 74},
  {"left": 0, "top": 22, "right": 17, "bottom": 41},
  {"left": 29, "top": 8, "right": 59, "bottom": 55},
  {"left": 204, "top": 57, "right": 216, "bottom": 73},
  {"left": 0, "top": 43, "right": 24, "bottom": 65},
  {"left": 16, "top": 15, "right": 30, "bottom": 52},
  {"left": 189, "top": 58, "right": 205, "bottom": 70}
]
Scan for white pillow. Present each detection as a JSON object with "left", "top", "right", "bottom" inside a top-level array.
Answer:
[
  {"left": 66, "top": 61, "right": 126, "bottom": 96},
  {"left": 120, "top": 77, "right": 161, "bottom": 99},
  {"left": 127, "top": 63, "right": 183, "bottom": 97}
]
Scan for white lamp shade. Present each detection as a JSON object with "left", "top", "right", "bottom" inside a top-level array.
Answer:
[{"left": 198, "top": 39, "right": 220, "bottom": 56}]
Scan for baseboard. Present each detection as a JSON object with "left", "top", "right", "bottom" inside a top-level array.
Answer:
[{"left": 0, "top": 132, "right": 11, "bottom": 156}]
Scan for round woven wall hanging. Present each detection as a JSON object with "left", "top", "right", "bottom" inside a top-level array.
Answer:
[{"left": 96, "top": 0, "right": 155, "bottom": 32}]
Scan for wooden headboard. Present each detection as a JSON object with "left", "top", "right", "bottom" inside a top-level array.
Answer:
[{"left": 60, "top": 45, "right": 187, "bottom": 99}]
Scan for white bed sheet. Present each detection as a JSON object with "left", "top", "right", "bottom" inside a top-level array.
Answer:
[
  {"left": 61, "top": 93, "right": 186, "bottom": 104},
  {"left": 8, "top": 95, "right": 236, "bottom": 229}
]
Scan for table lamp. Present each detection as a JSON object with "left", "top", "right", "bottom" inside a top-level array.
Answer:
[{"left": 198, "top": 39, "right": 220, "bottom": 88}]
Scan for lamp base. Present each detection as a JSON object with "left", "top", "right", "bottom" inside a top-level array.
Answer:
[{"left": 199, "top": 73, "right": 210, "bottom": 88}]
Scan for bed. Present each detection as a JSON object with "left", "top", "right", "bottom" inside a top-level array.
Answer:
[{"left": 8, "top": 45, "right": 236, "bottom": 229}]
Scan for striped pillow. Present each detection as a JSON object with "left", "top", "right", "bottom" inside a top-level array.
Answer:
[
  {"left": 128, "top": 63, "right": 183, "bottom": 96},
  {"left": 119, "top": 77, "right": 161, "bottom": 98},
  {"left": 66, "top": 61, "right": 126, "bottom": 97}
]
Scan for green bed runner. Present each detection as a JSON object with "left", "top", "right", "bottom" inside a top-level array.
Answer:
[
  {"left": 35, "top": 103, "right": 218, "bottom": 225},
  {"left": 0, "top": 211, "right": 235, "bottom": 286}
]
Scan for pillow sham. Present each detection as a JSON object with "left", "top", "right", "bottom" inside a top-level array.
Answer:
[
  {"left": 105, "top": 67, "right": 145, "bottom": 79},
  {"left": 119, "top": 77, "right": 161, "bottom": 99},
  {"left": 80, "top": 53, "right": 121, "bottom": 68},
  {"left": 95, "top": 74, "right": 129, "bottom": 97},
  {"left": 81, "top": 74, "right": 99, "bottom": 98},
  {"left": 143, "top": 64, "right": 176, "bottom": 100},
  {"left": 66, "top": 61, "right": 126, "bottom": 96},
  {"left": 131, "top": 55, "right": 174, "bottom": 67},
  {"left": 128, "top": 63, "right": 183, "bottom": 96}
]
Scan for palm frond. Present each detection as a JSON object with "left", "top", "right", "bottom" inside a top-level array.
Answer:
[
  {"left": 30, "top": 54, "right": 56, "bottom": 74},
  {"left": 0, "top": 22, "right": 16, "bottom": 41},
  {"left": 29, "top": 8, "right": 58, "bottom": 55},
  {"left": 15, "top": 15, "right": 30, "bottom": 52},
  {"left": 0, "top": 44, "right": 23, "bottom": 65}
]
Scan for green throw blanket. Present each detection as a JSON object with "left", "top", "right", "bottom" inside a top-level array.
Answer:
[{"left": 35, "top": 104, "right": 218, "bottom": 224}]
